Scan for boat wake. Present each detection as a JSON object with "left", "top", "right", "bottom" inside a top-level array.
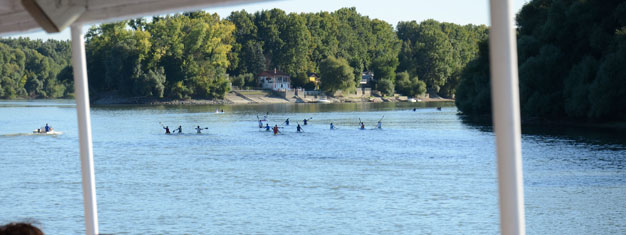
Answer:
[{"left": 1, "top": 131, "right": 64, "bottom": 137}]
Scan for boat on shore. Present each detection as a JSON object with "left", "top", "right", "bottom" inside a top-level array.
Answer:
[{"left": 317, "top": 99, "right": 331, "bottom": 104}]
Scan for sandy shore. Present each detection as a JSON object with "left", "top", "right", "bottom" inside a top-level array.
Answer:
[{"left": 92, "top": 91, "right": 453, "bottom": 105}]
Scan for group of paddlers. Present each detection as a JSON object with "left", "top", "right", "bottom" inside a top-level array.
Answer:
[
  {"left": 258, "top": 116, "right": 384, "bottom": 135},
  {"left": 160, "top": 107, "right": 442, "bottom": 135},
  {"left": 161, "top": 124, "right": 208, "bottom": 134}
]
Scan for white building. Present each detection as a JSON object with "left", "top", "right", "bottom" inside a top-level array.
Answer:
[{"left": 257, "top": 69, "right": 291, "bottom": 91}]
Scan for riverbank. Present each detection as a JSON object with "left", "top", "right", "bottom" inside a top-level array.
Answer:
[
  {"left": 91, "top": 90, "right": 454, "bottom": 105},
  {"left": 92, "top": 96, "right": 226, "bottom": 105}
]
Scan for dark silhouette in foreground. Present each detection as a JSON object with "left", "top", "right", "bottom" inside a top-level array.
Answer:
[{"left": 0, "top": 222, "right": 44, "bottom": 235}]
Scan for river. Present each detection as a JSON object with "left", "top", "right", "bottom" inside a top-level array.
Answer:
[{"left": 1, "top": 100, "right": 625, "bottom": 234}]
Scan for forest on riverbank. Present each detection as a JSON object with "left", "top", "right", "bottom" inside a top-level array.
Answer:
[
  {"left": 456, "top": 0, "right": 626, "bottom": 122},
  {"left": 0, "top": 7, "right": 487, "bottom": 101},
  {"left": 0, "top": 38, "right": 73, "bottom": 99}
]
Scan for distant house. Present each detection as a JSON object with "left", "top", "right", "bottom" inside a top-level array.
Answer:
[
  {"left": 360, "top": 71, "right": 374, "bottom": 87},
  {"left": 307, "top": 72, "right": 320, "bottom": 90},
  {"left": 257, "top": 69, "right": 291, "bottom": 91}
]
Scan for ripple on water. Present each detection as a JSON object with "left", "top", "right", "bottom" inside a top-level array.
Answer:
[{"left": 0, "top": 101, "right": 625, "bottom": 234}]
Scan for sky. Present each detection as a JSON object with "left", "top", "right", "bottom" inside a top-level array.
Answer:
[{"left": 3, "top": 0, "right": 530, "bottom": 41}]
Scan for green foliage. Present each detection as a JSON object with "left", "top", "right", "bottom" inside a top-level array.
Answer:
[
  {"left": 319, "top": 56, "right": 355, "bottom": 94},
  {"left": 456, "top": 0, "right": 626, "bottom": 122},
  {"left": 397, "top": 20, "right": 487, "bottom": 97},
  {"left": 231, "top": 73, "right": 256, "bottom": 89},
  {"left": 376, "top": 79, "right": 395, "bottom": 96},
  {"left": 455, "top": 40, "right": 491, "bottom": 115},
  {"left": 86, "top": 12, "right": 235, "bottom": 99},
  {"left": 290, "top": 72, "right": 309, "bottom": 88},
  {"left": 2, "top": 8, "right": 487, "bottom": 102},
  {"left": 395, "top": 71, "right": 426, "bottom": 97},
  {"left": 132, "top": 66, "right": 166, "bottom": 98},
  {"left": 227, "top": 7, "right": 401, "bottom": 91},
  {"left": 170, "top": 81, "right": 192, "bottom": 100},
  {"left": 231, "top": 74, "right": 245, "bottom": 89},
  {"left": 0, "top": 38, "right": 72, "bottom": 99}
]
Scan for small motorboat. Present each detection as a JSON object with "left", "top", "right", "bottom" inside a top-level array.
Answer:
[
  {"left": 408, "top": 98, "right": 417, "bottom": 103},
  {"left": 33, "top": 127, "right": 62, "bottom": 135},
  {"left": 317, "top": 99, "right": 331, "bottom": 104}
]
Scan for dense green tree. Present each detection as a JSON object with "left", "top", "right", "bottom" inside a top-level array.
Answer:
[
  {"left": 231, "top": 73, "right": 255, "bottom": 89},
  {"left": 395, "top": 71, "right": 426, "bottom": 97},
  {"left": 457, "top": 0, "right": 626, "bottom": 122},
  {"left": 303, "top": 12, "right": 339, "bottom": 72},
  {"left": 0, "top": 38, "right": 72, "bottom": 99},
  {"left": 276, "top": 13, "right": 312, "bottom": 79},
  {"left": 227, "top": 10, "right": 259, "bottom": 75},
  {"left": 369, "top": 19, "right": 401, "bottom": 83},
  {"left": 254, "top": 9, "right": 287, "bottom": 68},
  {"left": 86, "top": 12, "right": 234, "bottom": 99},
  {"left": 455, "top": 40, "right": 491, "bottom": 115},
  {"left": 319, "top": 56, "right": 354, "bottom": 94},
  {"left": 237, "top": 41, "right": 266, "bottom": 75},
  {"left": 1, "top": 8, "right": 487, "bottom": 102},
  {"left": 376, "top": 79, "right": 395, "bottom": 96},
  {"left": 397, "top": 20, "right": 487, "bottom": 97}
]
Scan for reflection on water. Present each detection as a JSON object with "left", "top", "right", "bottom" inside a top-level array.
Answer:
[
  {"left": 459, "top": 114, "right": 626, "bottom": 149},
  {"left": 459, "top": 113, "right": 626, "bottom": 234},
  {"left": 0, "top": 100, "right": 624, "bottom": 234}
]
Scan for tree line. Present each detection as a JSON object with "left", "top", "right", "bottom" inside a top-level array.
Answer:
[
  {"left": 227, "top": 8, "right": 487, "bottom": 97},
  {"left": 456, "top": 0, "right": 626, "bottom": 122},
  {"left": 0, "top": 8, "right": 487, "bottom": 100},
  {"left": 0, "top": 38, "right": 73, "bottom": 99}
]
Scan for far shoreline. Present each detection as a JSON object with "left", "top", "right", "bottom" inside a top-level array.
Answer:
[
  {"left": 88, "top": 91, "right": 455, "bottom": 106},
  {"left": 90, "top": 97, "right": 455, "bottom": 106}
]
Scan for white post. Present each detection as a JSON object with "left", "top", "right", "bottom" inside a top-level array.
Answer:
[
  {"left": 489, "top": 0, "right": 526, "bottom": 234},
  {"left": 71, "top": 24, "right": 99, "bottom": 235}
]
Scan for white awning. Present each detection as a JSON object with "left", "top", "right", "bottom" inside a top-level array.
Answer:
[{"left": 0, "top": 0, "right": 268, "bottom": 35}]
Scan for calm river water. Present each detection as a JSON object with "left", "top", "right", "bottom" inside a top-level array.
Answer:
[{"left": 1, "top": 100, "right": 625, "bottom": 234}]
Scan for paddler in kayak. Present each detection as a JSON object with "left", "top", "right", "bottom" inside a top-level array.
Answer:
[
  {"left": 284, "top": 118, "right": 290, "bottom": 126},
  {"left": 195, "top": 125, "right": 208, "bottom": 134},
  {"left": 163, "top": 126, "right": 170, "bottom": 134},
  {"left": 297, "top": 124, "right": 303, "bottom": 133},
  {"left": 265, "top": 123, "right": 271, "bottom": 131},
  {"left": 174, "top": 125, "right": 182, "bottom": 134},
  {"left": 258, "top": 119, "right": 263, "bottom": 128},
  {"left": 330, "top": 123, "right": 335, "bottom": 130},
  {"left": 360, "top": 122, "right": 365, "bottom": 130},
  {"left": 273, "top": 125, "right": 280, "bottom": 135}
]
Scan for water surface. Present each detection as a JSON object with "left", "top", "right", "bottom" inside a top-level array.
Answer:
[{"left": 1, "top": 100, "right": 625, "bottom": 234}]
